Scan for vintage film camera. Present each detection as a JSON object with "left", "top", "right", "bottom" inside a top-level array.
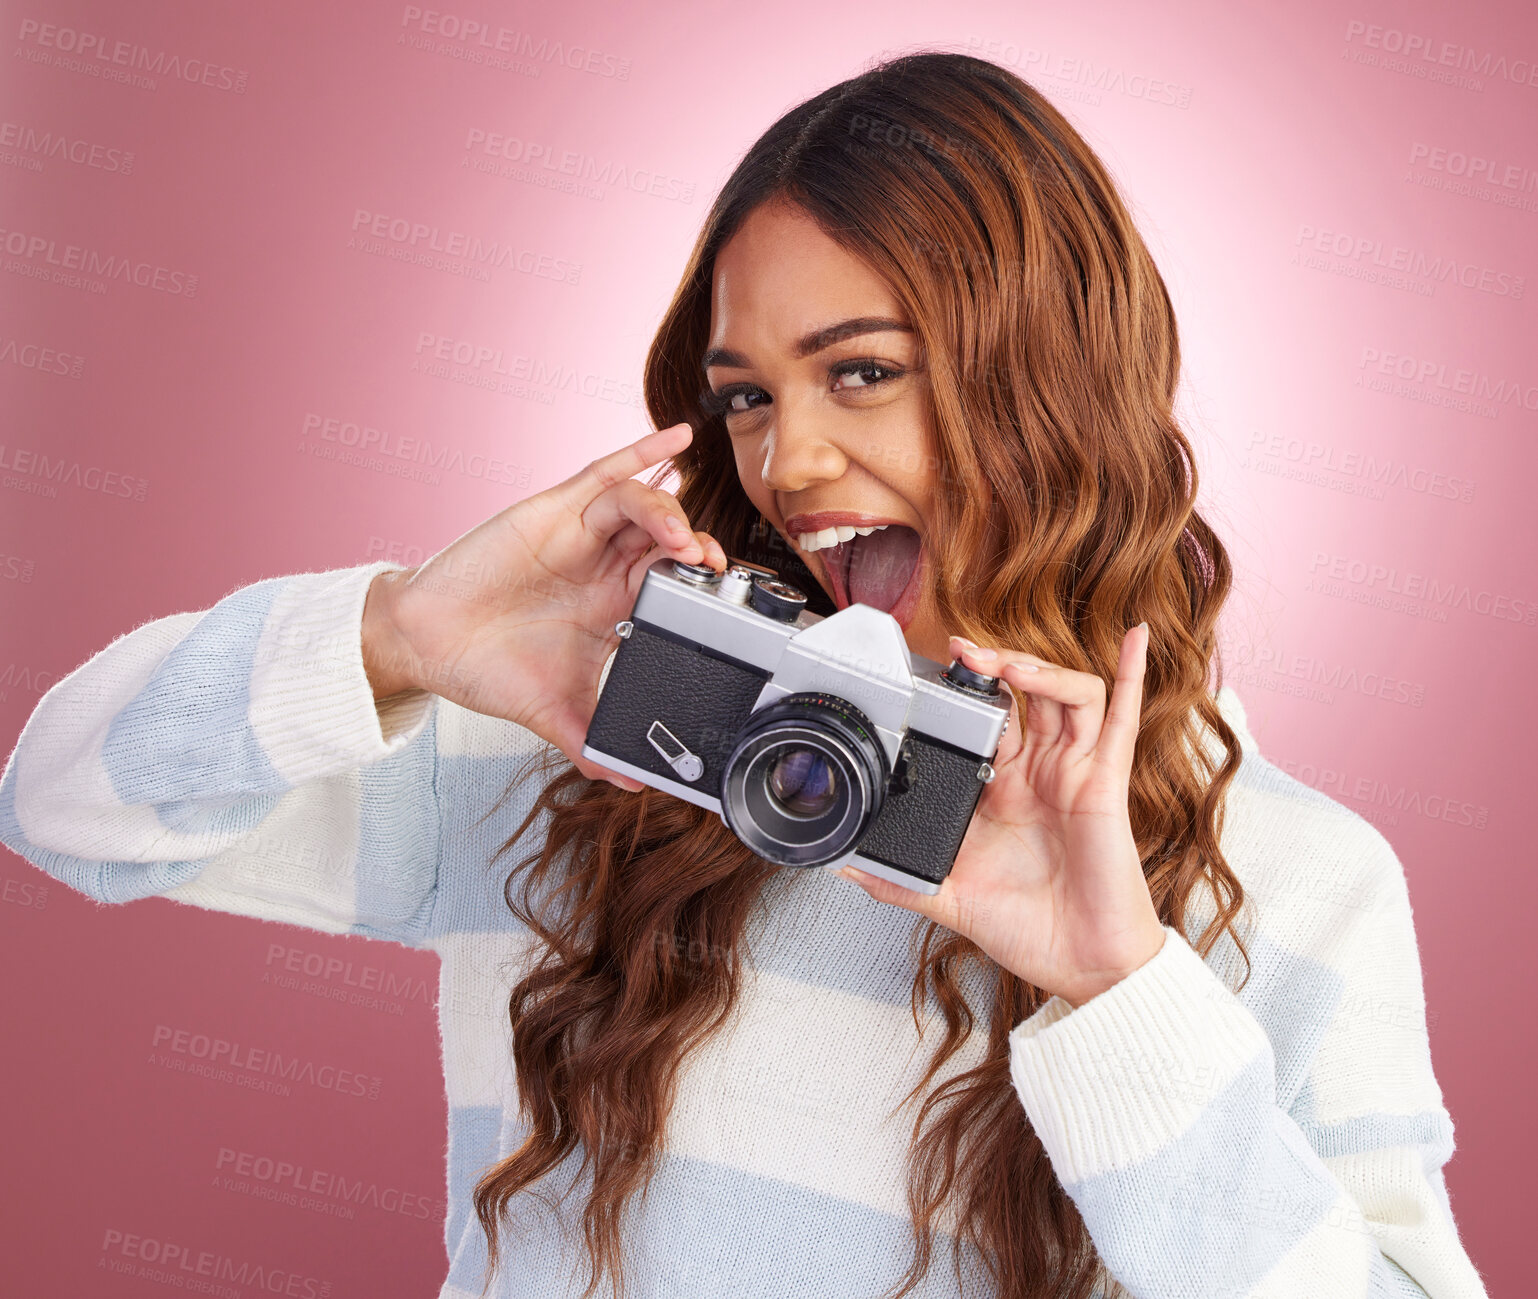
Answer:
[{"left": 581, "top": 557, "right": 1010, "bottom": 894}]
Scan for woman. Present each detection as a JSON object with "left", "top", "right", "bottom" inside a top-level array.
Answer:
[{"left": 0, "top": 51, "right": 1486, "bottom": 1299}]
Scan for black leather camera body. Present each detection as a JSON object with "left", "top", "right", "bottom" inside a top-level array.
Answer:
[{"left": 581, "top": 557, "right": 1010, "bottom": 895}]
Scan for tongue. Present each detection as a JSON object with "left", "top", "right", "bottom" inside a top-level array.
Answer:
[{"left": 847, "top": 526, "right": 921, "bottom": 612}]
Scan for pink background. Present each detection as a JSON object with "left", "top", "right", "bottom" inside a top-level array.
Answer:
[{"left": 2, "top": 1, "right": 1532, "bottom": 1294}]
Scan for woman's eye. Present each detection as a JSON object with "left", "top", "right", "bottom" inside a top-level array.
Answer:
[
  {"left": 704, "top": 385, "right": 767, "bottom": 417},
  {"left": 702, "top": 360, "right": 902, "bottom": 421},
  {"left": 831, "top": 361, "right": 901, "bottom": 391}
]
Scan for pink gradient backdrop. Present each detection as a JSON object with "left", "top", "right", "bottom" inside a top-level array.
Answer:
[{"left": 2, "top": 1, "right": 1532, "bottom": 1294}]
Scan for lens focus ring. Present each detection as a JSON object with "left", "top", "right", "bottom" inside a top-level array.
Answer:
[{"left": 719, "top": 692, "right": 889, "bottom": 868}]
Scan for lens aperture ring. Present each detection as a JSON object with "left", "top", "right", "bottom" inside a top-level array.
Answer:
[{"left": 720, "top": 692, "right": 890, "bottom": 868}]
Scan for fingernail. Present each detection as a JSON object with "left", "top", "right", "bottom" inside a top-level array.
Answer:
[
  {"left": 667, "top": 516, "right": 691, "bottom": 535},
  {"left": 968, "top": 646, "right": 997, "bottom": 660}
]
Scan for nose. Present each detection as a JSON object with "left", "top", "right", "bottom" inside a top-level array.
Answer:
[{"left": 758, "top": 406, "right": 850, "bottom": 494}]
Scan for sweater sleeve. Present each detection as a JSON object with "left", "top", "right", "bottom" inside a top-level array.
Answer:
[
  {"left": 1006, "top": 838, "right": 1489, "bottom": 1298},
  {"left": 0, "top": 561, "right": 446, "bottom": 949}
]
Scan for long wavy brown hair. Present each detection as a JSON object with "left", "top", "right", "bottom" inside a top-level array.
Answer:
[{"left": 473, "top": 48, "right": 1248, "bottom": 1299}]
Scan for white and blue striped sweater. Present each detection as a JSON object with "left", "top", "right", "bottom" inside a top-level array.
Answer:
[{"left": 0, "top": 561, "right": 1489, "bottom": 1298}]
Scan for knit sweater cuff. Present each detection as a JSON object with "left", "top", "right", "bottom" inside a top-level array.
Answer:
[
  {"left": 1007, "top": 925, "right": 1271, "bottom": 1186},
  {"left": 248, "top": 562, "right": 436, "bottom": 786}
]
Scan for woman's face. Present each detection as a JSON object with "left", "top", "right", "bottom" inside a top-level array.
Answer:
[{"left": 704, "top": 199, "right": 948, "bottom": 663}]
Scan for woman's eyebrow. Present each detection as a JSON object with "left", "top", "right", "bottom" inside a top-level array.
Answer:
[{"left": 702, "top": 317, "right": 913, "bottom": 372}]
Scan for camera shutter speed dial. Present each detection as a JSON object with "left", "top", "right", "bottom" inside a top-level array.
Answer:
[
  {"left": 939, "top": 658, "right": 1001, "bottom": 696},
  {"left": 749, "top": 575, "right": 807, "bottom": 622},
  {"left": 646, "top": 720, "right": 705, "bottom": 783}
]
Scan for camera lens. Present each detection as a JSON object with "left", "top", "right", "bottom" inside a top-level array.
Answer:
[
  {"left": 766, "top": 746, "right": 839, "bottom": 818},
  {"left": 720, "top": 693, "right": 888, "bottom": 868}
]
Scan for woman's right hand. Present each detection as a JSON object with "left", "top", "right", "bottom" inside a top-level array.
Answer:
[{"left": 361, "top": 421, "right": 726, "bottom": 790}]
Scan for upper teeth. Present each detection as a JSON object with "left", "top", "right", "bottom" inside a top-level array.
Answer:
[{"left": 796, "top": 523, "right": 889, "bottom": 553}]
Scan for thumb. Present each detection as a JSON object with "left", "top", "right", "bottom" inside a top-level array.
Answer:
[{"left": 543, "top": 704, "right": 647, "bottom": 792}]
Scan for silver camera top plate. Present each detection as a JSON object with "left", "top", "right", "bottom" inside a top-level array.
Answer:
[{"left": 630, "top": 558, "right": 1008, "bottom": 758}]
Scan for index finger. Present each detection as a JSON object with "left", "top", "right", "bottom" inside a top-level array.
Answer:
[
  {"left": 1094, "top": 623, "right": 1149, "bottom": 775},
  {"left": 553, "top": 422, "right": 694, "bottom": 508}
]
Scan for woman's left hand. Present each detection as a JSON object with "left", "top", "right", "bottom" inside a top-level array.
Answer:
[{"left": 834, "top": 624, "right": 1164, "bottom": 1008}]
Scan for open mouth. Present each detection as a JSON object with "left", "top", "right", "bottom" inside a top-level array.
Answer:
[{"left": 794, "top": 523, "right": 925, "bottom": 629}]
